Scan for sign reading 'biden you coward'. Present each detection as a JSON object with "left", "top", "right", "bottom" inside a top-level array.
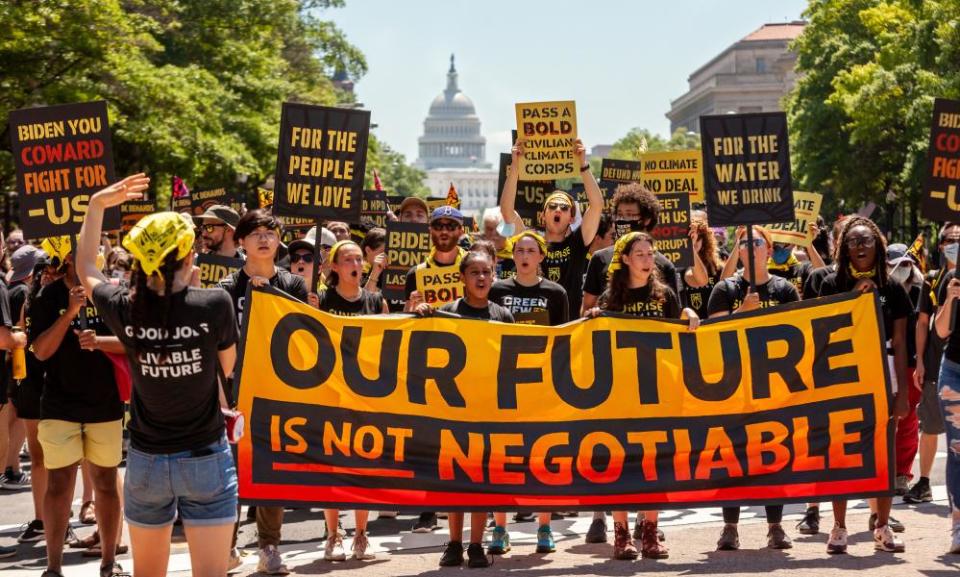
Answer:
[
  {"left": 921, "top": 98, "right": 960, "bottom": 221},
  {"left": 9, "top": 101, "right": 119, "bottom": 239},
  {"left": 700, "top": 112, "right": 793, "bottom": 227},
  {"left": 274, "top": 103, "right": 370, "bottom": 222},
  {"left": 515, "top": 101, "right": 578, "bottom": 179}
]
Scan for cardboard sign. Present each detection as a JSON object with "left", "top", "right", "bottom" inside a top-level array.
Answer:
[
  {"left": 515, "top": 101, "right": 578, "bottom": 179},
  {"left": 361, "top": 190, "right": 389, "bottom": 228},
  {"left": 196, "top": 253, "right": 244, "bottom": 288},
  {"left": 192, "top": 187, "right": 243, "bottom": 216},
  {"left": 274, "top": 103, "right": 370, "bottom": 222},
  {"left": 9, "top": 101, "right": 119, "bottom": 239},
  {"left": 497, "top": 153, "right": 554, "bottom": 229},
  {"left": 601, "top": 159, "right": 642, "bottom": 184},
  {"left": 766, "top": 191, "right": 823, "bottom": 247},
  {"left": 415, "top": 264, "right": 463, "bottom": 308},
  {"left": 651, "top": 193, "right": 693, "bottom": 269},
  {"left": 119, "top": 200, "right": 157, "bottom": 235},
  {"left": 384, "top": 222, "right": 431, "bottom": 301},
  {"left": 922, "top": 98, "right": 960, "bottom": 221},
  {"left": 639, "top": 150, "right": 705, "bottom": 203},
  {"left": 700, "top": 112, "right": 793, "bottom": 227}
]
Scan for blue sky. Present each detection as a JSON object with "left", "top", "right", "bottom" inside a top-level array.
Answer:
[{"left": 328, "top": 0, "right": 809, "bottom": 163}]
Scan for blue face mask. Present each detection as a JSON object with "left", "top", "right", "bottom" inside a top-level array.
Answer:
[
  {"left": 772, "top": 246, "right": 792, "bottom": 265},
  {"left": 944, "top": 243, "right": 959, "bottom": 266}
]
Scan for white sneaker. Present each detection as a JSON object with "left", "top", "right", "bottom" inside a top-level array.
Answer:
[
  {"left": 951, "top": 523, "right": 960, "bottom": 554},
  {"left": 352, "top": 532, "right": 375, "bottom": 560},
  {"left": 874, "top": 525, "right": 905, "bottom": 552},
  {"left": 324, "top": 532, "right": 346, "bottom": 562},
  {"left": 826, "top": 525, "right": 847, "bottom": 554},
  {"left": 257, "top": 545, "right": 289, "bottom": 574}
]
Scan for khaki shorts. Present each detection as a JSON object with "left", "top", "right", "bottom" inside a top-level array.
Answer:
[{"left": 38, "top": 419, "right": 123, "bottom": 470}]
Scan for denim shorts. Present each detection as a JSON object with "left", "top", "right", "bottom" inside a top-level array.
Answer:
[{"left": 124, "top": 436, "right": 238, "bottom": 528}]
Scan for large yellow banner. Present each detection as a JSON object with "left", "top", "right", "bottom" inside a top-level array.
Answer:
[{"left": 236, "top": 288, "right": 892, "bottom": 510}]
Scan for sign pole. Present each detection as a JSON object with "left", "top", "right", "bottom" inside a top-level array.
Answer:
[
  {"left": 310, "top": 218, "right": 322, "bottom": 295},
  {"left": 746, "top": 226, "right": 757, "bottom": 290},
  {"left": 73, "top": 234, "right": 88, "bottom": 330}
]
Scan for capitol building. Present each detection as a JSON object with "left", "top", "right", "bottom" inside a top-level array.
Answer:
[{"left": 415, "top": 55, "right": 499, "bottom": 216}]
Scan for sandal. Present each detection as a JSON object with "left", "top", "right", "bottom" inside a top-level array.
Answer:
[
  {"left": 83, "top": 543, "right": 129, "bottom": 558},
  {"left": 69, "top": 530, "right": 99, "bottom": 549},
  {"left": 80, "top": 501, "right": 97, "bottom": 525},
  {"left": 99, "top": 561, "right": 130, "bottom": 577}
]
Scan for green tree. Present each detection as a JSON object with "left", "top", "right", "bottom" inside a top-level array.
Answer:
[{"left": 607, "top": 127, "right": 701, "bottom": 161}]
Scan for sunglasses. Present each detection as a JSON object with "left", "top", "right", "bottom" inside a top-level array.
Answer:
[
  {"left": 845, "top": 236, "right": 876, "bottom": 249},
  {"left": 546, "top": 202, "right": 571, "bottom": 212},
  {"left": 200, "top": 223, "right": 225, "bottom": 233},
  {"left": 738, "top": 239, "right": 765, "bottom": 248},
  {"left": 430, "top": 221, "right": 460, "bottom": 232},
  {"left": 290, "top": 253, "right": 315, "bottom": 264}
]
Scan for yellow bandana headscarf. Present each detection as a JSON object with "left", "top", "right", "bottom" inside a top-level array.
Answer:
[
  {"left": 328, "top": 240, "right": 359, "bottom": 265},
  {"left": 427, "top": 246, "right": 467, "bottom": 268},
  {"left": 767, "top": 253, "right": 800, "bottom": 272},
  {"left": 607, "top": 232, "right": 646, "bottom": 281},
  {"left": 122, "top": 212, "right": 195, "bottom": 279},
  {"left": 41, "top": 236, "right": 72, "bottom": 268},
  {"left": 848, "top": 264, "right": 876, "bottom": 279},
  {"left": 544, "top": 191, "right": 575, "bottom": 208},
  {"left": 510, "top": 231, "right": 547, "bottom": 255}
]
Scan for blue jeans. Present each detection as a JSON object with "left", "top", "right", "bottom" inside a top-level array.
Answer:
[
  {"left": 938, "top": 357, "right": 960, "bottom": 514},
  {"left": 124, "top": 436, "right": 238, "bottom": 528}
]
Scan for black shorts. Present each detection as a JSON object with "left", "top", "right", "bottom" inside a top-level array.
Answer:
[{"left": 9, "top": 380, "right": 43, "bottom": 420}]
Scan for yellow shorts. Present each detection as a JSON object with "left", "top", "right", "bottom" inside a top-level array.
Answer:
[{"left": 38, "top": 419, "right": 123, "bottom": 470}]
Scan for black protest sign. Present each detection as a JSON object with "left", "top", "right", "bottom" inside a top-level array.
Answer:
[
  {"left": 192, "top": 187, "right": 243, "bottom": 216},
  {"left": 274, "top": 103, "right": 370, "bottom": 222},
  {"left": 361, "top": 190, "right": 389, "bottom": 228},
  {"left": 9, "top": 101, "right": 118, "bottom": 239},
  {"left": 257, "top": 186, "right": 312, "bottom": 229},
  {"left": 196, "top": 253, "right": 244, "bottom": 288},
  {"left": 922, "top": 98, "right": 960, "bottom": 221},
  {"left": 497, "top": 153, "right": 553, "bottom": 229},
  {"left": 384, "top": 221, "right": 430, "bottom": 301},
  {"left": 651, "top": 193, "right": 693, "bottom": 269},
  {"left": 119, "top": 200, "right": 157, "bottom": 235},
  {"left": 700, "top": 112, "right": 793, "bottom": 227},
  {"left": 601, "top": 159, "right": 642, "bottom": 184},
  {"left": 386, "top": 194, "right": 405, "bottom": 213}
]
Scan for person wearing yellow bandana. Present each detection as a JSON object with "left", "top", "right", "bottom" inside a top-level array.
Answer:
[
  {"left": 765, "top": 222, "right": 825, "bottom": 296},
  {"left": 404, "top": 206, "right": 467, "bottom": 313},
  {"left": 76, "top": 173, "right": 243, "bottom": 577},
  {"left": 817, "top": 216, "right": 911, "bottom": 555}
]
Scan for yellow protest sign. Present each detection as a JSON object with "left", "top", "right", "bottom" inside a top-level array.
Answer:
[
  {"left": 515, "top": 101, "right": 578, "bottom": 179},
  {"left": 640, "top": 150, "right": 704, "bottom": 203},
  {"left": 767, "top": 191, "right": 823, "bottom": 247},
  {"left": 415, "top": 264, "right": 463, "bottom": 308}
]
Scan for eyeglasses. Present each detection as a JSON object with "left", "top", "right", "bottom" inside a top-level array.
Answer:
[
  {"left": 247, "top": 230, "right": 279, "bottom": 241},
  {"left": 200, "top": 224, "right": 225, "bottom": 233},
  {"left": 430, "top": 221, "right": 460, "bottom": 232},
  {"left": 290, "top": 253, "right": 315, "bottom": 264},
  {"left": 738, "top": 239, "right": 765, "bottom": 248},
  {"left": 845, "top": 236, "right": 876, "bottom": 249},
  {"left": 546, "top": 202, "right": 571, "bottom": 212}
]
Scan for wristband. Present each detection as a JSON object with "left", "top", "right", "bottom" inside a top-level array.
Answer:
[{"left": 579, "top": 163, "right": 591, "bottom": 173}]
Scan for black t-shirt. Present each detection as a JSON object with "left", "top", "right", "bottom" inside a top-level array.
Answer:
[
  {"left": 818, "top": 273, "right": 911, "bottom": 342},
  {"left": 707, "top": 274, "right": 800, "bottom": 317},
  {"left": 218, "top": 267, "right": 309, "bottom": 328},
  {"left": 936, "top": 270, "right": 960, "bottom": 364},
  {"left": 27, "top": 279, "right": 121, "bottom": 423},
  {"left": 496, "top": 255, "right": 517, "bottom": 280},
  {"left": 316, "top": 288, "right": 385, "bottom": 316},
  {"left": 802, "top": 265, "right": 834, "bottom": 300},
  {"left": 542, "top": 227, "right": 590, "bottom": 317},
  {"left": 93, "top": 284, "right": 238, "bottom": 453},
  {"left": 583, "top": 246, "right": 677, "bottom": 301},
  {"left": 769, "top": 260, "right": 813, "bottom": 297},
  {"left": 489, "top": 278, "right": 569, "bottom": 326},
  {"left": 601, "top": 283, "right": 681, "bottom": 319},
  {"left": 8, "top": 281, "right": 41, "bottom": 391},
  {"left": 681, "top": 270, "right": 721, "bottom": 319},
  {"left": 439, "top": 299, "right": 515, "bottom": 323}
]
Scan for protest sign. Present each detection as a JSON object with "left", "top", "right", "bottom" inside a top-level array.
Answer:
[
  {"left": 515, "top": 101, "right": 578, "bottom": 179},
  {"left": 192, "top": 187, "right": 243, "bottom": 216},
  {"left": 497, "top": 153, "right": 554, "bottom": 229},
  {"left": 425, "top": 197, "right": 448, "bottom": 212},
  {"left": 651, "top": 193, "right": 693, "bottom": 268},
  {"left": 767, "top": 191, "right": 823, "bottom": 247},
  {"left": 415, "top": 264, "right": 463, "bottom": 308},
  {"left": 700, "top": 112, "right": 793, "bottom": 226},
  {"left": 197, "top": 253, "right": 244, "bottom": 288},
  {"left": 361, "top": 189, "right": 389, "bottom": 228},
  {"left": 639, "top": 150, "right": 705, "bottom": 203},
  {"left": 257, "top": 187, "right": 313, "bottom": 229},
  {"left": 601, "top": 159, "right": 642, "bottom": 184},
  {"left": 119, "top": 200, "right": 157, "bottom": 235},
  {"left": 9, "top": 101, "right": 118, "bottom": 239},
  {"left": 922, "top": 98, "right": 960, "bottom": 221},
  {"left": 236, "top": 287, "right": 892, "bottom": 509},
  {"left": 386, "top": 194, "right": 405, "bottom": 213},
  {"left": 383, "top": 222, "right": 430, "bottom": 301},
  {"left": 274, "top": 103, "right": 370, "bottom": 222}
]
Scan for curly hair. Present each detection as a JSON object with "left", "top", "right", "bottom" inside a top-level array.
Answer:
[
  {"left": 690, "top": 216, "right": 721, "bottom": 276},
  {"left": 600, "top": 232, "right": 666, "bottom": 312},
  {"left": 834, "top": 216, "right": 888, "bottom": 289},
  {"left": 612, "top": 183, "right": 659, "bottom": 232}
]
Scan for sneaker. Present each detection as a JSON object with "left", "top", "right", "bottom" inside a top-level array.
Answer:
[
  {"left": 439, "top": 541, "right": 464, "bottom": 566},
  {"left": 640, "top": 520, "right": 669, "bottom": 559},
  {"left": 0, "top": 544, "right": 16, "bottom": 559},
  {"left": 895, "top": 475, "right": 910, "bottom": 495},
  {"left": 827, "top": 525, "right": 848, "bottom": 554},
  {"left": 612, "top": 521, "right": 638, "bottom": 560},
  {"left": 413, "top": 512, "right": 439, "bottom": 533},
  {"left": 467, "top": 543, "right": 491, "bottom": 568},
  {"left": 767, "top": 523, "right": 793, "bottom": 549},
  {"left": 513, "top": 512, "right": 535, "bottom": 523},
  {"left": 904, "top": 480, "right": 933, "bottom": 503},
  {"left": 257, "top": 544, "right": 290, "bottom": 574},
  {"left": 351, "top": 532, "right": 375, "bottom": 561},
  {"left": 585, "top": 516, "right": 607, "bottom": 543},
  {"left": 1, "top": 471, "right": 30, "bottom": 490},
  {"left": 323, "top": 532, "right": 346, "bottom": 562},
  {"left": 536, "top": 525, "right": 555, "bottom": 553},
  {"left": 874, "top": 524, "right": 905, "bottom": 552},
  {"left": 796, "top": 506, "right": 820, "bottom": 534},
  {"left": 487, "top": 526, "right": 510, "bottom": 555},
  {"left": 717, "top": 523, "right": 740, "bottom": 551},
  {"left": 951, "top": 522, "right": 960, "bottom": 554},
  {"left": 17, "top": 519, "right": 44, "bottom": 543},
  {"left": 227, "top": 548, "right": 243, "bottom": 572},
  {"left": 869, "top": 513, "right": 905, "bottom": 533}
]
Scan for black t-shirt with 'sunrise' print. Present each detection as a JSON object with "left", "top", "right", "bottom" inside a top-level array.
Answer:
[
  {"left": 706, "top": 273, "right": 799, "bottom": 317},
  {"left": 542, "top": 227, "right": 590, "bottom": 317},
  {"left": 93, "top": 283, "right": 239, "bottom": 453},
  {"left": 600, "top": 283, "right": 681, "bottom": 319}
]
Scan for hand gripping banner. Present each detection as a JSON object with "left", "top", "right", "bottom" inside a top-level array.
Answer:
[{"left": 235, "top": 287, "right": 893, "bottom": 511}]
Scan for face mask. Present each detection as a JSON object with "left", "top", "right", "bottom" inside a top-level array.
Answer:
[
  {"left": 888, "top": 265, "right": 912, "bottom": 285},
  {"left": 772, "top": 246, "right": 792, "bottom": 265},
  {"left": 614, "top": 220, "right": 644, "bottom": 240},
  {"left": 497, "top": 222, "right": 515, "bottom": 238},
  {"left": 944, "top": 243, "right": 959, "bottom": 266}
]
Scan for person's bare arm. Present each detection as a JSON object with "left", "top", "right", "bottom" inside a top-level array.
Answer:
[
  {"left": 499, "top": 140, "right": 526, "bottom": 232},
  {"left": 576, "top": 139, "right": 603, "bottom": 245}
]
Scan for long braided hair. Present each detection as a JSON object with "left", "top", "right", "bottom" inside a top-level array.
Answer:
[
  {"left": 130, "top": 251, "right": 182, "bottom": 361},
  {"left": 833, "top": 216, "right": 888, "bottom": 290},
  {"left": 602, "top": 232, "right": 666, "bottom": 312}
]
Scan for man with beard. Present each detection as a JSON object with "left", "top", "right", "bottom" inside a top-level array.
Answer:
[
  {"left": 196, "top": 205, "right": 242, "bottom": 259},
  {"left": 405, "top": 206, "right": 467, "bottom": 313}
]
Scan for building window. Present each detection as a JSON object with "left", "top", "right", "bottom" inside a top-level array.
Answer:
[{"left": 756, "top": 58, "right": 767, "bottom": 74}]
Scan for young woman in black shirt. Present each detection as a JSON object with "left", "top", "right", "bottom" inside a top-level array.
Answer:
[{"left": 681, "top": 215, "right": 724, "bottom": 319}]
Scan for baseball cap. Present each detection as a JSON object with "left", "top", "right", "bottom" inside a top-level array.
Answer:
[
  {"left": 7, "top": 245, "right": 46, "bottom": 283},
  {"left": 288, "top": 227, "right": 337, "bottom": 254},
  {"left": 886, "top": 243, "right": 913, "bottom": 266},
  {"left": 398, "top": 196, "right": 429, "bottom": 215},
  {"left": 430, "top": 206, "right": 463, "bottom": 224},
  {"left": 197, "top": 205, "right": 240, "bottom": 229}
]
